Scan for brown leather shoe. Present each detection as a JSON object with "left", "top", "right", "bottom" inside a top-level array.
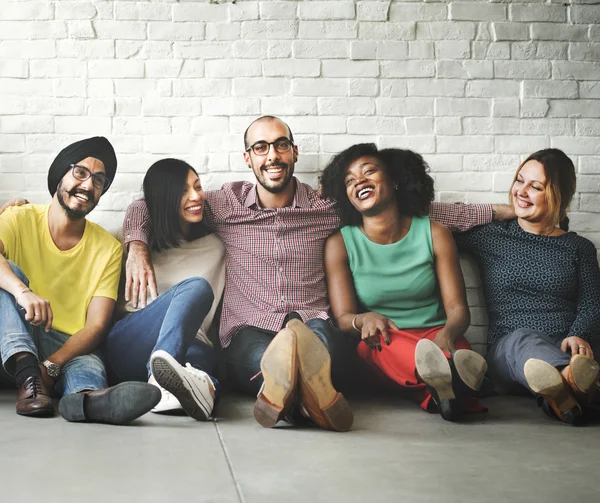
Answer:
[
  {"left": 566, "top": 354, "right": 600, "bottom": 407},
  {"left": 524, "top": 358, "right": 582, "bottom": 424},
  {"left": 254, "top": 328, "right": 299, "bottom": 428},
  {"left": 16, "top": 375, "right": 54, "bottom": 417},
  {"left": 287, "top": 319, "right": 353, "bottom": 432}
]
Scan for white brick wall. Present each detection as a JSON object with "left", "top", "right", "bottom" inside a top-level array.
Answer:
[{"left": 0, "top": 0, "right": 598, "bottom": 257}]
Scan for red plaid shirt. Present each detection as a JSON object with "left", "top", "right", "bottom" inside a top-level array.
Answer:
[{"left": 124, "top": 179, "right": 492, "bottom": 347}]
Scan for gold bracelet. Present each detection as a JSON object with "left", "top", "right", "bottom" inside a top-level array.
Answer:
[{"left": 351, "top": 314, "right": 361, "bottom": 333}]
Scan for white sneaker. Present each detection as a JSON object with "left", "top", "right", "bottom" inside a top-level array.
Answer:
[
  {"left": 150, "top": 350, "right": 215, "bottom": 421},
  {"left": 148, "top": 374, "right": 185, "bottom": 414}
]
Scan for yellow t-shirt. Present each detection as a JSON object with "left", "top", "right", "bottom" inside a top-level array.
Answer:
[{"left": 0, "top": 204, "right": 122, "bottom": 336}]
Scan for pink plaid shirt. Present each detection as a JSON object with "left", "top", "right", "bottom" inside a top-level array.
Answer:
[{"left": 124, "top": 179, "right": 492, "bottom": 347}]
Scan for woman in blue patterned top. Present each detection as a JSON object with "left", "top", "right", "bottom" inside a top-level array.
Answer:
[{"left": 454, "top": 148, "right": 600, "bottom": 424}]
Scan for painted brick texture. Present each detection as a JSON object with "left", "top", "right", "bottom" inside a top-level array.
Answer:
[{"left": 0, "top": 0, "right": 598, "bottom": 261}]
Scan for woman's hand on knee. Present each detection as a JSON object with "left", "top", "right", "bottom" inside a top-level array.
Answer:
[
  {"left": 433, "top": 330, "right": 456, "bottom": 355},
  {"left": 356, "top": 312, "right": 398, "bottom": 350},
  {"left": 561, "top": 336, "right": 594, "bottom": 359}
]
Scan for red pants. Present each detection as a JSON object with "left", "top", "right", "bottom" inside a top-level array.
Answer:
[{"left": 357, "top": 326, "right": 486, "bottom": 414}]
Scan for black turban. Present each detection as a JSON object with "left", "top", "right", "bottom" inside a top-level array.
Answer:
[{"left": 47, "top": 136, "right": 117, "bottom": 196}]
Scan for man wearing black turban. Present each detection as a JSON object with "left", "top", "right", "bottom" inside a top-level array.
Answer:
[
  {"left": 0, "top": 137, "right": 160, "bottom": 425},
  {"left": 47, "top": 136, "right": 117, "bottom": 221},
  {"left": 47, "top": 136, "right": 118, "bottom": 197}
]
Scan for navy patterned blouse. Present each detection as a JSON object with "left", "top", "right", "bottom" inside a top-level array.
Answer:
[{"left": 454, "top": 220, "right": 600, "bottom": 345}]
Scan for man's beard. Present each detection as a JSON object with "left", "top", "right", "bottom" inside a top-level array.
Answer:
[
  {"left": 255, "top": 161, "right": 294, "bottom": 194},
  {"left": 56, "top": 181, "right": 97, "bottom": 220}
]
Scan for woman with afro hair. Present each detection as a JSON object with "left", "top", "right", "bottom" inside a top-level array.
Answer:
[{"left": 321, "top": 144, "right": 487, "bottom": 421}]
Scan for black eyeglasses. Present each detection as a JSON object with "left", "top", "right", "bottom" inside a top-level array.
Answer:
[
  {"left": 246, "top": 138, "right": 294, "bottom": 156},
  {"left": 70, "top": 164, "right": 109, "bottom": 190}
]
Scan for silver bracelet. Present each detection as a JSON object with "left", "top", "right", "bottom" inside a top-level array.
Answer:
[
  {"left": 15, "top": 287, "right": 31, "bottom": 306},
  {"left": 351, "top": 314, "right": 361, "bottom": 333}
]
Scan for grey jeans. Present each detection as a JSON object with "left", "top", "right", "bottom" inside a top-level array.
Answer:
[{"left": 487, "top": 328, "right": 580, "bottom": 395}]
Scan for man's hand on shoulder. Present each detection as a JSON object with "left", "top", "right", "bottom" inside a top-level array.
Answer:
[
  {"left": 0, "top": 198, "right": 29, "bottom": 216},
  {"left": 125, "top": 241, "right": 158, "bottom": 308},
  {"left": 491, "top": 204, "right": 516, "bottom": 221}
]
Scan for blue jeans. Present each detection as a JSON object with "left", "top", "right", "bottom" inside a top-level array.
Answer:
[
  {"left": 105, "top": 277, "right": 217, "bottom": 383},
  {"left": 225, "top": 317, "right": 359, "bottom": 396},
  {"left": 0, "top": 261, "right": 107, "bottom": 396}
]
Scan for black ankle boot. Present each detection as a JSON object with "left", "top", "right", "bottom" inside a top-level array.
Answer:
[{"left": 425, "top": 384, "right": 462, "bottom": 422}]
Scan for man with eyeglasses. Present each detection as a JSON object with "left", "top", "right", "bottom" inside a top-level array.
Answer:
[
  {"left": 0, "top": 136, "right": 160, "bottom": 423},
  {"left": 122, "top": 115, "right": 504, "bottom": 431},
  {"left": 123, "top": 116, "right": 357, "bottom": 430}
]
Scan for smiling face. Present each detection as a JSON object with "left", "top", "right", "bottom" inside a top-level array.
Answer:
[
  {"left": 179, "top": 169, "right": 205, "bottom": 229},
  {"left": 511, "top": 160, "right": 550, "bottom": 224},
  {"left": 56, "top": 156, "right": 104, "bottom": 220},
  {"left": 243, "top": 118, "right": 298, "bottom": 194},
  {"left": 344, "top": 156, "right": 396, "bottom": 216}
]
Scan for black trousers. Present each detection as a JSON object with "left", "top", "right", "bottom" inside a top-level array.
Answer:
[{"left": 224, "top": 317, "right": 359, "bottom": 396}]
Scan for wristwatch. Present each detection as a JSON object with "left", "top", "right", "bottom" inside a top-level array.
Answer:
[{"left": 42, "top": 360, "right": 61, "bottom": 379}]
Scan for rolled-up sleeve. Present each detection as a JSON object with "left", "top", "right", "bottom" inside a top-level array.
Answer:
[
  {"left": 123, "top": 199, "right": 151, "bottom": 247},
  {"left": 429, "top": 202, "right": 493, "bottom": 232}
]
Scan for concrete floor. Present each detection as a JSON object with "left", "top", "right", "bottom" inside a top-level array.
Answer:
[{"left": 0, "top": 389, "right": 598, "bottom": 503}]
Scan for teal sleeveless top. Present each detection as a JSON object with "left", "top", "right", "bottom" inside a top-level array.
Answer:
[{"left": 340, "top": 216, "right": 447, "bottom": 329}]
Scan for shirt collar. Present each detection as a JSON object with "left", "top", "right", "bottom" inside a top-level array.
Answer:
[{"left": 243, "top": 177, "right": 311, "bottom": 209}]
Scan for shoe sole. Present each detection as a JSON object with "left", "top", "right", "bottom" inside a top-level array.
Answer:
[
  {"left": 254, "top": 328, "right": 298, "bottom": 428},
  {"left": 524, "top": 358, "right": 582, "bottom": 424},
  {"left": 290, "top": 320, "right": 353, "bottom": 432},
  {"left": 151, "top": 401, "right": 185, "bottom": 414},
  {"left": 569, "top": 355, "right": 600, "bottom": 403},
  {"left": 148, "top": 376, "right": 185, "bottom": 414},
  {"left": 16, "top": 406, "right": 55, "bottom": 418},
  {"left": 150, "top": 352, "right": 213, "bottom": 421},
  {"left": 453, "top": 349, "right": 488, "bottom": 391},
  {"left": 151, "top": 407, "right": 187, "bottom": 415},
  {"left": 415, "top": 339, "right": 455, "bottom": 401},
  {"left": 151, "top": 393, "right": 185, "bottom": 414},
  {"left": 59, "top": 382, "right": 161, "bottom": 425}
]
